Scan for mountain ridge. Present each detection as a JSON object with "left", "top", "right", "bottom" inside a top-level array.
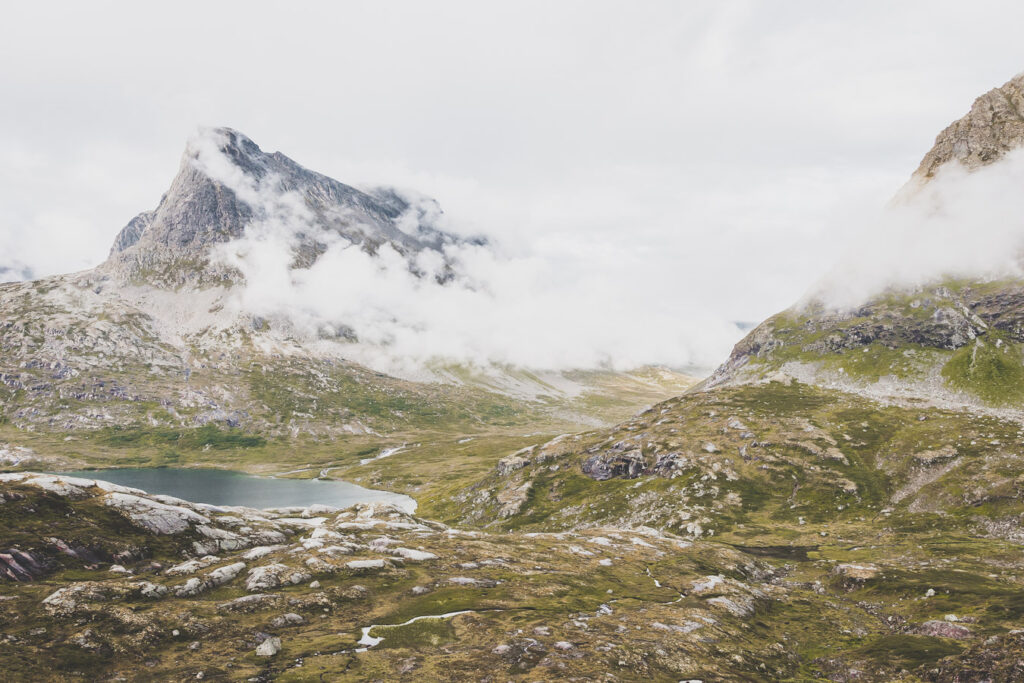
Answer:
[
  {"left": 102, "top": 127, "right": 463, "bottom": 287},
  {"left": 0, "top": 127, "right": 696, "bottom": 436}
]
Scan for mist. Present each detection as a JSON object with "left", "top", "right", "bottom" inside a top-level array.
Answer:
[
  {"left": 179, "top": 125, "right": 1024, "bottom": 375},
  {"left": 5, "top": 2, "right": 1024, "bottom": 339},
  {"left": 6, "top": 3, "right": 1024, "bottom": 374},
  {"left": 810, "top": 149, "right": 1024, "bottom": 309},
  {"left": 192, "top": 132, "right": 743, "bottom": 374}
]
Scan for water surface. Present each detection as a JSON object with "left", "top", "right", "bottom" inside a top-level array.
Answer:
[{"left": 56, "top": 468, "right": 416, "bottom": 512}]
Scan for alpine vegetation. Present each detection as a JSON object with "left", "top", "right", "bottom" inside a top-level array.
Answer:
[{"left": 8, "top": 18, "right": 1024, "bottom": 682}]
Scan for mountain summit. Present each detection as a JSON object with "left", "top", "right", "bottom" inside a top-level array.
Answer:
[
  {"left": 913, "top": 72, "right": 1024, "bottom": 179},
  {"left": 0, "top": 126, "right": 690, "bottom": 435},
  {"left": 103, "top": 127, "right": 461, "bottom": 286}
]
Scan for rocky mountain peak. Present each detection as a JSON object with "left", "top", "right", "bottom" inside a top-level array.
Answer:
[
  {"left": 185, "top": 127, "right": 264, "bottom": 174},
  {"left": 104, "top": 127, "right": 459, "bottom": 286},
  {"left": 913, "top": 72, "right": 1024, "bottom": 179}
]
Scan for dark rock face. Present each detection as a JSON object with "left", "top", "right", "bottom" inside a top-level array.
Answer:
[
  {"left": 47, "top": 538, "right": 109, "bottom": 565},
  {"left": 651, "top": 452, "right": 684, "bottom": 477},
  {"left": 582, "top": 442, "right": 647, "bottom": 481},
  {"left": 105, "top": 127, "right": 469, "bottom": 285},
  {"left": 965, "top": 286, "right": 1024, "bottom": 339},
  {"left": 0, "top": 548, "right": 53, "bottom": 581}
]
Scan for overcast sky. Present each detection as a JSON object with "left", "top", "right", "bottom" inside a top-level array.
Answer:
[{"left": 2, "top": 1, "right": 1023, "bottom": 348}]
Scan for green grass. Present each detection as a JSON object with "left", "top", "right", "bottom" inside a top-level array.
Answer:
[
  {"left": 852, "top": 634, "right": 964, "bottom": 669},
  {"left": 367, "top": 617, "right": 458, "bottom": 649},
  {"left": 820, "top": 343, "right": 938, "bottom": 382},
  {"left": 942, "top": 336, "right": 1024, "bottom": 405},
  {"left": 94, "top": 424, "right": 266, "bottom": 450}
]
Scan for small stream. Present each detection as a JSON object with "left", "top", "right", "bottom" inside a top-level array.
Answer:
[
  {"left": 357, "top": 610, "right": 476, "bottom": 650},
  {"left": 359, "top": 443, "right": 415, "bottom": 466}
]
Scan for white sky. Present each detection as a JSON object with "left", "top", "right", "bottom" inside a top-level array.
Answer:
[{"left": 2, "top": 1, "right": 1024, "bottom": 363}]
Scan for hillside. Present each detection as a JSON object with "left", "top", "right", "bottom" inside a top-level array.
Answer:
[
  {"left": 6, "top": 73, "right": 1024, "bottom": 681},
  {"left": 434, "top": 72, "right": 1024, "bottom": 679},
  {"left": 0, "top": 128, "right": 697, "bottom": 465},
  {"left": 703, "top": 73, "right": 1024, "bottom": 414}
]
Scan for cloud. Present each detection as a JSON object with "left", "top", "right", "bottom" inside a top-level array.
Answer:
[
  {"left": 809, "top": 150, "right": 1024, "bottom": 309},
  {"left": 193, "top": 133, "right": 743, "bottom": 374},
  {"left": 0, "top": 261, "right": 32, "bottom": 283},
  {"left": 6, "top": 2, "right": 1024, "bottom": 368}
]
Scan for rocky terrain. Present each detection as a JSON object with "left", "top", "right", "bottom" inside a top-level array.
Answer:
[
  {"left": 913, "top": 72, "right": 1024, "bottom": 180},
  {"left": 5, "top": 74, "right": 1024, "bottom": 681},
  {"left": 10, "top": 464, "right": 1024, "bottom": 682},
  {"left": 0, "top": 472, "right": 802, "bottom": 681},
  {"left": 0, "top": 127, "right": 695, "bottom": 440}
]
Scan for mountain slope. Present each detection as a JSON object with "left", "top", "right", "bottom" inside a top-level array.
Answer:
[
  {"left": 468, "top": 72, "right": 1024, "bottom": 535},
  {"left": 0, "top": 128, "right": 696, "bottom": 452},
  {"left": 104, "top": 127, "right": 458, "bottom": 286},
  {"left": 701, "top": 73, "right": 1024, "bottom": 413}
]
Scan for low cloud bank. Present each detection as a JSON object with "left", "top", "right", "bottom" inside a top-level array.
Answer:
[
  {"left": 201, "top": 131, "right": 1024, "bottom": 375},
  {"left": 188, "top": 133, "right": 742, "bottom": 375},
  {"left": 810, "top": 149, "right": 1024, "bottom": 309},
  {"left": 0, "top": 262, "right": 32, "bottom": 284},
  {"left": 223, "top": 235, "right": 744, "bottom": 375}
]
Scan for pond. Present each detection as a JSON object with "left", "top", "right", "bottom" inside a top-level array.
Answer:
[{"left": 55, "top": 468, "right": 416, "bottom": 512}]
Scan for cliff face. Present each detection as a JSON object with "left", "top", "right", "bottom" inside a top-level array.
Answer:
[
  {"left": 103, "top": 127, "right": 459, "bottom": 286},
  {"left": 913, "top": 72, "right": 1024, "bottom": 179}
]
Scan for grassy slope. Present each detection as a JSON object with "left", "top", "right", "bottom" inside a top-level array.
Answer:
[
  {"left": 725, "top": 278, "right": 1024, "bottom": 408},
  {"left": 431, "top": 380, "right": 1024, "bottom": 679}
]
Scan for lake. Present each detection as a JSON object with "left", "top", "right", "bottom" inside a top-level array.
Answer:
[{"left": 55, "top": 468, "right": 416, "bottom": 512}]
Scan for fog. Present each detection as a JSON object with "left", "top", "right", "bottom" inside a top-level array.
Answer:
[
  {"left": 812, "top": 151, "right": 1024, "bottom": 309},
  {"left": 4, "top": 2, "right": 1024, "bottom": 370},
  {"left": 193, "top": 130, "right": 742, "bottom": 372}
]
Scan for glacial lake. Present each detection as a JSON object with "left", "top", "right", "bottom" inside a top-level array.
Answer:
[{"left": 55, "top": 468, "right": 416, "bottom": 512}]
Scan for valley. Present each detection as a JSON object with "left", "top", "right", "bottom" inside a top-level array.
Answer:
[{"left": 6, "top": 72, "right": 1024, "bottom": 681}]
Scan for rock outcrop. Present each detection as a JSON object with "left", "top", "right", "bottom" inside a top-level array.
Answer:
[
  {"left": 104, "top": 127, "right": 463, "bottom": 286},
  {"left": 914, "top": 72, "right": 1024, "bottom": 179}
]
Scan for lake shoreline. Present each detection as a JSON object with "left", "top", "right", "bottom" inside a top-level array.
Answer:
[{"left": 46, "top": 467, "right": 417, "bottom": 513}]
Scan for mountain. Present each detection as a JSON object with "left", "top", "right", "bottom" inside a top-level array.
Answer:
[
  {"left": 470, "top": 72, "right": 1024, "bottom": 532},
  {"left": 699, "top": 73, "right": 1024, "bottom": 414},
  {"left": 104, "top": 127, "right": 460, "bottom": 286},
  {"left": 444, "top": 72, "right": 1024, "bottom": 680},
  {"left": 8, "top": 76, "right": 1024, "bottom": 682},
  {"left": 0, "top": 128, "right": 695, "bottom": 444}
]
